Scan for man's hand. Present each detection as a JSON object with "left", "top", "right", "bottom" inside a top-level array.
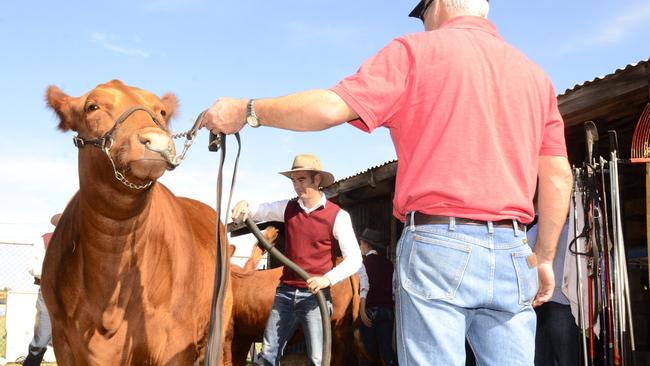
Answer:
[
  {"left": 533, "top": 262, "right": 555, "bottom": 307},
  {"left": 307, "top": 276, "right": 331, "bottom": 294},
  {"left": 231, "top": 200, "right": 250, "bottom": 223},
  {"left": 201, "top": 97, "right": 248, "bottom": 135}
]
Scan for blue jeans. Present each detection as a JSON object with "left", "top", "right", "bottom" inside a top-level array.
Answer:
[
  {"left": 23, "top": 290, "right": 52, "bottom": 366},
  {"left": 534, "top": 302, "right": 580, "bottom": 366},
  {"left": 260, "top": 284, "right": 333, "bottom": 366},
  {"left": 395, "top": 216, "right": 538, "bottom": 366},
  {"left": 359, "top": 306, "right": 397, "bottom": 366}
]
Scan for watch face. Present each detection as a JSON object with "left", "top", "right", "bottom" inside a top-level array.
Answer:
[{"left": 247, "top": 115, "right": 259, "bottom": 127}]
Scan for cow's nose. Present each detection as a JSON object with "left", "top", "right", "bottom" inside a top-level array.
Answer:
[{"left": 139, "top": 131, "right": 172, "bottom": 153}]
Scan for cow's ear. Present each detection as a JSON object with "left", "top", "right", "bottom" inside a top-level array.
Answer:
[
  {"left": 46, "top": 86, "right": 81, "bottom": 132},
  {"left": 160, "top": 93, "right": 178, "bottom": 123}
]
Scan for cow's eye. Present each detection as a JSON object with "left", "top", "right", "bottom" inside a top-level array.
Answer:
[
  {"left": 160, "top": 110, "right": 167, "bottom": 117},
  {"left": 87, "top": 104, "right": 100, "bottom": 112}
]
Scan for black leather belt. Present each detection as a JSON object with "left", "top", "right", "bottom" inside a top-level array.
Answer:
[{"left": 411, "top": 212, "right": 525, "bottom": 231}]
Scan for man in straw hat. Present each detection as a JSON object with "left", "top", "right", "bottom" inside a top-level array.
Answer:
[
  {"left": 203, "top": 0, "right": 573, "bottom": 364},
  {"left": 231, "top": 153, "right": 362, "bottom": 366},
  {"left": 357, "top": 228, "right": 397, "bottom": 366}
]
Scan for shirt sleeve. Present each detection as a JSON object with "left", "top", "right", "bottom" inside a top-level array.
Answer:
[
  {"left": 540, "top": 84, "right": 568, "bottom": 157},
  {"left": 358, "top": 263, "right": 369, "bottom": 299},
  {"left": 29, "top": 235, "right": 46, "bottom": 279},
  {"left": 248, "top": 199, "right": 290, "bottom": 223},
  {"left": 330, "top": 38, "right": 412, "bottom": 133},
  {"left": 324, "top": 210, "right": 362, "bottom": 285}
]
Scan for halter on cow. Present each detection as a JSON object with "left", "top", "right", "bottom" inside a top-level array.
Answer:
[{"left": 71, "top": 104, "right": 203, "bottom": 190}]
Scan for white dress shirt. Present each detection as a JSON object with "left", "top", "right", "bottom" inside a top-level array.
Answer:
[{"left": 249, "top": 193, "right": 362, "bottom": 286}]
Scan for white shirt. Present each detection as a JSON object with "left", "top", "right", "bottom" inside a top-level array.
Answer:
[
  {"left": 29, "top": 233, "right": 47, "bottom": 279},
  {"left": 249, "top": 193, "right": 362, "bottom": 286}
]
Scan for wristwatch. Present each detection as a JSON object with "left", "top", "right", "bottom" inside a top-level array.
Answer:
[{"left": 246, "top": 99, "right": 260, "bottom": 128}]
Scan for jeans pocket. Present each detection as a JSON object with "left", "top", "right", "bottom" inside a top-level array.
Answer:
[
  {"left": 402, "top": 232, "right": 472, "bottom": 300},
  {"left": 511, "top": 249, "right": 539, "bottom": 306}
]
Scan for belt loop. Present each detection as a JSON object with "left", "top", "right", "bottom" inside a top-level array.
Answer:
[
  {"left": 487, "top": 221, "right": 494, "bottom": 234},
  {"left": 409, "top": 212, "right": 415, "bottom": 231},
  {"left": 449, "top": 216, "right": 456, "bottom": 232},
  {"left": 512, "top": 219, "right": 520, "bottom": 237}
]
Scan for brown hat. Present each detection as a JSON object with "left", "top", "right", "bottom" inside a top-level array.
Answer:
[
  {"left": 359, "top": 228, "right": 386, "bottom": 249},
  {"left": 279, "top": 154, "right": 335, "bottom": 187},
  {"left": 50, "top": 213, "right": 62, "bottom": 227}
]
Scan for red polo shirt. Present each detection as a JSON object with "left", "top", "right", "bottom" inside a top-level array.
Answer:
[{"left": 331, "top": 16, "right": 567, "bottom": 223}]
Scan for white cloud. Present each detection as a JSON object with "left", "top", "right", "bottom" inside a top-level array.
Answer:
[
  {"left": 0, "top": 157, "right": 78, "bottom": 242},
  {"left": 90, "top": 32, "right": 150, "bottom": 58},
  {"left": 561, "top": 3, "right": 650, "bottom": 53},
  {"left": 592, "top": 3, "right": 650, "bottom": 44}
]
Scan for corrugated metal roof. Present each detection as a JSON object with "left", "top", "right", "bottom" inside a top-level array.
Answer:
[
  {"left": 332, "top": 159, "right": 397, "bottom": 185},
  {"left": 558, "top": 58, "right": 649, "bottom": 97}
]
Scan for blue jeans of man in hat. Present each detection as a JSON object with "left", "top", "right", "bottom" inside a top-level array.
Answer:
[
  {"left": 260, "top": 284, "right": 333, "bottom": 366},
  {"left": 394, "top": 215, "right": 537, "bottom": 365}
]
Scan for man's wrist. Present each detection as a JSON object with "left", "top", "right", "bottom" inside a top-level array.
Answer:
[{"left": 245, "top": 98, "right": 261, "bottom": 128}]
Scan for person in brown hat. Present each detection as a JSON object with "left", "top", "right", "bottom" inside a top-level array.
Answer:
[
  {"left": 357, "top": 229, "right": 397, "bottom": 366},
  {"left": 231, "top": 153, "right": 362, "bottom": 366}
]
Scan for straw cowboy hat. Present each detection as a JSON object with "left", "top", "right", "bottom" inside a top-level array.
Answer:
[
  {"left": 279, "top": 153, "right": 335, "bottom": 187},
  {"left": 359, "top": 228, "right": 386, "bottom": 249}
]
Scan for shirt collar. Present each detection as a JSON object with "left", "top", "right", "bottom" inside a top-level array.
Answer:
[
  {"left": 438, "top": 16, "right": 500, "bottom": 39},
  {"left": 297, "top": 192, "right": 327, "bottom": 214},
  {"left": 365, "top": 249, "right": 378, "bottom": 256}
]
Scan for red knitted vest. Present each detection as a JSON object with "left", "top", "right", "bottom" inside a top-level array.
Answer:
[{"left": 281, "top": 199, "right": 341, "bottom": 288}]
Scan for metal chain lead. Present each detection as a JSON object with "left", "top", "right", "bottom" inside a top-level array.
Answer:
[
  {"left": 103, "top": 148, "right": 153, "bottom": 190},
  {"left": 167, "top": 111, "right": 206, "bottom": 167}
]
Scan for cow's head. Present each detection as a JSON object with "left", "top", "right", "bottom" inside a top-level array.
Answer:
[{"left": 47, "top": 80, "right": 178, "bottom": 189}]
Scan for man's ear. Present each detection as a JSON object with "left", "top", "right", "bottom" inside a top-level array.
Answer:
[
  {"left": 160, "top": 92, "right": 178, "bottom": 123},
  {"left": 46, "top": 86, "right": 81, "bottom": 132},
  {"left": 314, "top": 173, "right": 323, "bottom": 187}
]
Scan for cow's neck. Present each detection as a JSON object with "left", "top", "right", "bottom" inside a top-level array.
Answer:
[{"left": 76, "top": 155, "right": 166, "bottom": 314}]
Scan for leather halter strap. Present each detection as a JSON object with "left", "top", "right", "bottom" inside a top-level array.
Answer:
[{"left": 72, "top": 106, "right": 164, "bottom": 150}]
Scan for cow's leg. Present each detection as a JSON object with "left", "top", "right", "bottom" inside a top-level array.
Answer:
[
  {"left": 222, "top": 320, "right": 235, "bottom": 366},
  {"left": 50, "top": 329, "right": 76, "bottom": 366}
]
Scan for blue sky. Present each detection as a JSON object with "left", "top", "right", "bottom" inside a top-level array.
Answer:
[{"left": 1, "top": 0, "right": 649, "bottom": 244}]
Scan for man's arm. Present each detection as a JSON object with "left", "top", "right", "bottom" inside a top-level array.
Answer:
[
  {"left": 201, "top": 90, "right": 358, "bottom": 135},
  {"left": 357, "top": 264, "right": 373, "bottom": 327},
  {"left": 533, "top": 155, "right": 573, "bottom": 307}
]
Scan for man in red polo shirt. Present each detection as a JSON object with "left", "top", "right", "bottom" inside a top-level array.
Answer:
[
  {"left": 231, "top": 154, "right": 362, "bottom": 366},
  {"left": 203, "top": 1, "right": 573, "bottom": 364}
]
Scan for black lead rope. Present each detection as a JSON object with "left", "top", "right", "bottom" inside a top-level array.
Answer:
[
  {"left": 244, "top": 217, "right": 332, "bottom": 366},
  {"left": 204, "top": 128, "right": 331, "bottom": 366},
  {"left": 205, "top": 131, "right": 240, "bottom": 366}
]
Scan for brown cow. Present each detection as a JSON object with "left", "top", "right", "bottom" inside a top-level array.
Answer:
[
  {"left": 42, "top": 80, "right": 232, "bottom": 365},
  {"left": 227, "top": 234, "right": 362, "bottom": 366}
]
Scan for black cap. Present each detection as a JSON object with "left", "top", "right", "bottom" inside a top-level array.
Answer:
[
  {"left": 409, "top": 0, "right": 489, "bottom": 19},
  {"left": 408, "top": 0, "right": 428, "bottom": 19},
  {"left": 359, "top": 228, "right": 386, "bottom": 249}
]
